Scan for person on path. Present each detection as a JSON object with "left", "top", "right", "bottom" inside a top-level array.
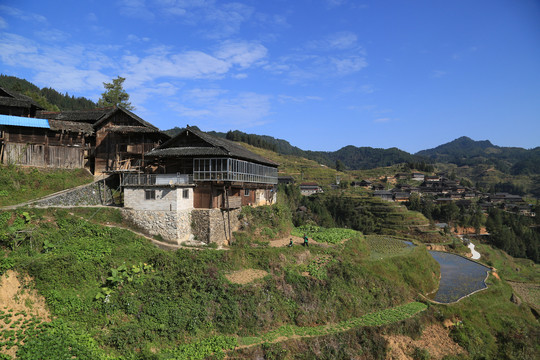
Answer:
[
  {"left": 288, "top": 238, "right": 293, "bottom": 247},
  {"left": 303, "top": 234, "right": 309, "bottom": 247}
]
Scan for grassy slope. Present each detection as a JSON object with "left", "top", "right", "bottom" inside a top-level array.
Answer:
[
  {"left": 0, "top": 165, "right": 94, "bottom": 207},
  {"left": 0, "top": 206, "right": 439, "bottom": 359},
  {"left": 0, "top": 160, "right": 538, "bottom": 359}
]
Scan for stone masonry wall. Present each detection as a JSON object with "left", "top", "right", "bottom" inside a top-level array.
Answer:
[
  {"left": 122, "top": 207, "right": 241, "bottom": 246},
  {"left": 32, "top": 178, "right": 115, "bottom": 207},
  {"left": 121, "top": 209, "right": 179, "bottom": 244},
  {"left": 191, "top": 208, "right": 241, "bottom": 245}
]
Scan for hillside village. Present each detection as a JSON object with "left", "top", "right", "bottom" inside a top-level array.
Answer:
[
  {"left": 0, "top": 86, "right": 278, "bottom": 246},
  {"left": 1, "top": 85, "right": 537, "bottom": 248},
  {"left": 0, "top": 84, "right": 539, "bottom": 360}
]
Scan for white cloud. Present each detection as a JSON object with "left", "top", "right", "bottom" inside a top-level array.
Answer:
[
  {"left": 34, "top": 29, "right": 70, "bottom": 42},
  {"left": 0, "top": 32, "right": 112, "bottom": 93},
  {"left": 126, "top": 50, "right": 230, "bottom": 86},
  {"left": 0, "top": 17, "right": 7, "bottom": 29},
  {"left": 171, "top": 90, "right": 272, "bottom": 128},
  {"left": 214, "top": 41, "right": 267, "bottom": 68},
  {"left": 277, "top": 95, "right": 323, "bottom": 103},
  {"left": 331, "top": 55, "right": 367, "bottom": 74},
  {"left": 374, "top": 117, "right": 391, "bottom": 123},
  {"left": 0, "top": 5, "right": 47, "bottom": 23},
  {"left": 118, "top": 0, "right": 155, "bottom": 20}
]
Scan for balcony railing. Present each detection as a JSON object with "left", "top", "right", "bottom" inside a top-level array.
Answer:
[
  {"left": 193, "top": 158, "right": 278, "bottom": 185},
  {"left": 122, "top": 173, "right": 193, "bottom": 186}
]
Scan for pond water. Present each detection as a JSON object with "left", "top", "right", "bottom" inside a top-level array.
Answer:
[{"left": 428, "top": 251, "right": 491, "bottom": 303}]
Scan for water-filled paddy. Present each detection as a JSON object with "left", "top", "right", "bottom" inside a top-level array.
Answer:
[{"left": 428, "top": 251, "right": 491, "bottom": 303}]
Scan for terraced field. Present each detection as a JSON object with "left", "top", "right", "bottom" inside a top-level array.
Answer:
[{"left": 365, "top": 235, "right": 415, "bottom": 259}]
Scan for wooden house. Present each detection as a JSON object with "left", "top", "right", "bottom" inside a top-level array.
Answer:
[
  {"left": 373, "top": 190, "right": 393, "bottom": 201},
  {"left": 124, "top": 126, "right": 278, "bottom": 210},
  {"left": 121, "top": 127, "right": 279, "bottom": 245},
  {"left": 393, "top": 192, "right": 410, "bottom": 202},
  {"left": 299, "top": 182, "right": 323, "bottom": 196},
  {"left": 0, "top": 114, "right": 93, "bottom": 168},
  {"left": 0, "top": 87, "right": 43, "bottom": 117},
  {"left": 39, "top": 106, "right": 169, "bottom": 174}
]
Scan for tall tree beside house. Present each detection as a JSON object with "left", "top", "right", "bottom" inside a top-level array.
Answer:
[{"left": 97, "top": 76, "right": 134, "bottom": 110}]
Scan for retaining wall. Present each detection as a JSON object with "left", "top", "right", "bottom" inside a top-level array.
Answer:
[
  {"left": 31, "top": 178, "right": 116, "bottom": 207},
  {"left": 191, "top": 208, "right": 241, "bottom": 245}
]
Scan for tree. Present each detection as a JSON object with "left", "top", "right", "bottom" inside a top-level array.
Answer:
[
  {"left": 97, "top": 76, "right": 134, "bottom": 110},
  {"left": 335, "top": 160, "right": 345, "bottom": 172}
]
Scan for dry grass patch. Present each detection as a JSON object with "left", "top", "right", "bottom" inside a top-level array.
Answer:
[
  {"left": 384, "top": 323, "right": 466, "bottom": 360},
  {"left": 225, "top": 269, "right": 268, "bottom": 285}
]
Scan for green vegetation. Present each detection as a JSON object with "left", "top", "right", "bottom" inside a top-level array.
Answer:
[
  {"left": 365, "top": 235, "right": 414, "bottom": 259},
  {"left": 0, "top": 206, "right": 439, "bottom": 358},
  {"left": 291, "top": 225, "right": 359, "bottom": 244},
  {"left": 97, "top": 76, "right": 134, "bottom": 110},
  {"left": 235, "top": 204, "right": 293, "bottom": 244},
  {"left": 485, "top": 207, "right": 539, "bottom": 263},
  {"left": 0, "top": 74, "right": 97, "bottom": 111},
  {"left": 0, "top": 165, "right": 93, "bottom": 207},
  {"left": 238, "top": 302, "right": 427, "bottom": 346}
]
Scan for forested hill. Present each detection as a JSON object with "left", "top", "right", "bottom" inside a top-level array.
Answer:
[
  {"left": 416, "top": 136, "right": 540, "bottom": 175},
  {"left": 0, "top": 74, "right": 97, "bottom": 111},
  {"left": 164, "top": 127, "right": 426, "bottom": 170}
]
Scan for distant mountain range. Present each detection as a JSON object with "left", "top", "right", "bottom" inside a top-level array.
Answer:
[
  {"left": 417, "top": 136, "right": 540, "bottom": 175},
  {"left": 3, "top": 75, "right": 539, "bottom": 174}
]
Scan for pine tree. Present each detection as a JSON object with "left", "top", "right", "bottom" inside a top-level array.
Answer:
[{"left": 97, "top": 76, "right": 134, "bottom": 110}]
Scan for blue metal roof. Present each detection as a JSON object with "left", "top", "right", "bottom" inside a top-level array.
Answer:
[{"left": 0, "top": 114, "right": 50, "bottom": 128}]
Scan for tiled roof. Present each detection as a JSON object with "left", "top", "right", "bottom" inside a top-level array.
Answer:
[
  {"left": 48, "top": 120, "right": 94, "bottom": 135},
  {"left": 108, "top": 125, "right": 162, "bottom": 134},
  {"left": 37, "top": 108, "right": 113, "bottom": 122},
  {"left": 150, "top": 126, "right": 278, "bottom": 167},
  {"left": 145, "top": 147, "right": 227, "bottom": 157},
  {"left": 0, "top": 87, "right": 43, "bottom": 109}
]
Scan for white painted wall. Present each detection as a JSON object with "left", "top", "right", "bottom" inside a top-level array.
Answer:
[{"left": 124, "top": 186, "right": 193, "bottom": 211}]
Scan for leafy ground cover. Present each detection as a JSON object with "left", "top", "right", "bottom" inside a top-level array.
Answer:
[
  {"left": 291, "top": 225, "right": 359, "bottom": 244},
  {"left": 0, "top": 165, "right": 93, "bottom": 207},
  {"left": 365, "top": 235, "right": 415, "bottom": 259},
  {"left": 0, "top": 206, "right": 439, "bottom": 359},
  {"left": 238, "top": 302, "right": 427, "bottom": 347}
]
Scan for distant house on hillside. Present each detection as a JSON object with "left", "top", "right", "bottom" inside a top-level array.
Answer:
[
  {"left": 412, "top": 173, "right": 425, "bottom": 181},
  {"left": 393, "top": 192, "right": 410, "bottom": 202},
  {"left": 299, "top": 182, "right": 323, "bottom": 196},
  {"left": 352, "top": 180, "right": 372, "bottom": 188},
  {"left": 395, "top": 173, "right": 409, "bottom": 180},
  {"left": 373, "top": 190, "right": 393, "bottom": 201},
  {"left": 278, "top": 175, "right": 295, "bottom": 185},
  {"left": 425, "top": 175, "right": 441, "bottom": 182}
]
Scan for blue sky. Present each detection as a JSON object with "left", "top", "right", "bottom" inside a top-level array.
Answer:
[{"left": 1, "top": 0, "right": 539, "bottom": 153}]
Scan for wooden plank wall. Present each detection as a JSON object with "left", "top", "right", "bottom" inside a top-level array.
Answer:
[{"left": 2, "top": 143, "right": 84, "bottom": 168}]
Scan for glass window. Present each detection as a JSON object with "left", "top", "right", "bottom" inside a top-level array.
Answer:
[{"left": 145, "top": 190, "right": 156, "bottom": 200}]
